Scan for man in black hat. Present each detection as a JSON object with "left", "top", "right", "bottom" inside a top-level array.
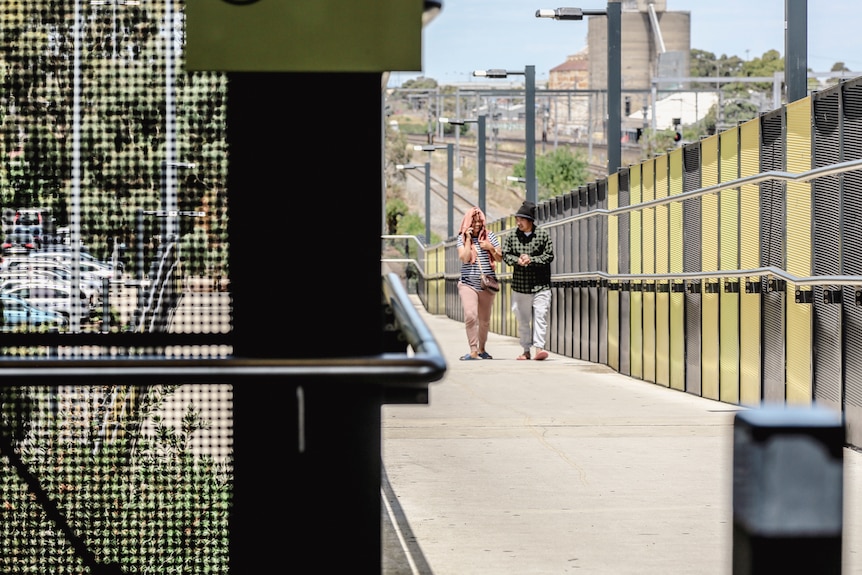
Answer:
[{"left": 502, "top": 200, "right": 555, "bottom": 360}]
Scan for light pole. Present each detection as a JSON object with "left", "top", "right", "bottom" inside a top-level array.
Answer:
[
  {"left": 473, "top": 66, "right": 537, "bottom": 204},
  {"left": 440, "top": 116, "right": 487, "bottom": 215},
  {"left": 537, "top": 3, "right": 621, "bottom": 174},
  {"left": 414, "top": 143, "right": 455, "bottom": 237},
  {"left": 160, "top": 160, "right": 196, "bottom": 244},
  {"left": 396, "top": 162, "right": 432, "bottom": 245},
  {"left": 71, "top": 0, "right": 84, "bottom": 333}
]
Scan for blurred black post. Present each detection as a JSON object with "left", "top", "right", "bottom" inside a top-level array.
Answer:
[
  {"left": 228, "top": 72, "right": 388, "bottom": 572},
  {"left": 733, "top": 406, "right": 843, "bottom": 574}
]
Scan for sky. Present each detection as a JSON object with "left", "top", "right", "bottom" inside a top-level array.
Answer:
[{"left": 387, "top": 0, "right": 862, "bottom": 87}]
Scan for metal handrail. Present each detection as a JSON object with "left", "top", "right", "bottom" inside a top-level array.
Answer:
[
  {"left": 0, "top": 274, "right": 447, "bottom": 387},
  {"left": 544, "top": 157, "right": 862, "bottom": 229},
  {"left": 551, "top": 267, "right": 862, "bottom": 288}
]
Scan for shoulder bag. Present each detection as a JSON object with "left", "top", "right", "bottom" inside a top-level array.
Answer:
[{"left": 479, "top": 249, "right": 500, "bottom": 292}]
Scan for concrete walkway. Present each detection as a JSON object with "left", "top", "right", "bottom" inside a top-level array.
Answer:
[{"left": 382, "top": 297, "right": 862, "bottom": 574}]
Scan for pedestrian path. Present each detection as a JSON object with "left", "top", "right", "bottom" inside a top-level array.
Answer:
[{"left": 382, "top": 296, "right": 862, "bottom": 574}]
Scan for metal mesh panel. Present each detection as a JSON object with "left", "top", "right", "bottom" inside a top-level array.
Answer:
[
  {"left": 718, "top": 129, "right": 740, "bottom": 404},
  {"left": 682, "top": 144, "right": 702, "bottom": 395},
  {"left": 564, "top": 190, "right": 577, "bottom": 357},
  {"left": 812, "top": 90, "right": 843, "bottom": 406},
  {"left": 588, "top": 183, "right": 599, "bottom": 363},
  {"left": 0, "top": 1, "right": 232, "bottom": 357},
  {"left": 641, "top": 160, "right": 656, "bottom": 383},
  {"left": 617, "top": 170, "right": 631, "bottom": 375},
  {"left": 547, "top": 196, "right": 571, "bottom": 353},
  {"left": 760, "top": 111, "right": 785, "bottom": 269},
  {"left": 618, "top": 171, "right": 631, "bottom": 275},
  {"left": 597, "top": 180, "right": 608, "bottom": 365},
  {"left": 570, "top": 190, "right": 581, "bottom": 358},
  {"left": 738, "top": 119, "right": 762, "bottom": 405},
  {"left": 668, "top": 150, "right": 686, "bottom": 391},
  {"left": 579, "top": 187, "right": 590, "bottom": 361},
  {"left": 0, "top": 4, "right": 237, "bottom": 572},
  {"left": 1, "top": 384, "right": 233, "bottom": 572},
  {"left": 682, "top": 146, "right": 702, "bottom": 274},
  {"left": 578, "top": 187, "right": 588, "bottom": 275},
  {"left": 760, "top": 109, "right": 786, "bottom": 402},
  {"left": 841, "top": 81, "right": 862, "bottom": 409}
]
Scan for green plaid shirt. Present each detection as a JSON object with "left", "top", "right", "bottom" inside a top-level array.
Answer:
[{"left": 502, "top": 226, "right": 554, "bottom": 294}]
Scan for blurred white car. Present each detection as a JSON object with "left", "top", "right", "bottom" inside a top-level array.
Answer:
[
  {"left": 0, "top": 293, "right": 67, "bottom": 332},
  {"left": 3, "top": 260, "right": 105, "bottom": 301},
  {"left": 2, "top": 281, "right": 93, "bottom": 322}
]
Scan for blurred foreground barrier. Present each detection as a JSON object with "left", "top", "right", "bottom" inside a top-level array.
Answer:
[{"left": 733, "top": 406, "right": 844, "bottom": 574}]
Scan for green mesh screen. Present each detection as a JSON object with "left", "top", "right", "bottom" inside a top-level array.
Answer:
[
  {"left": 1, "top": 384, "right": 232, "bottom": 573},
  {"left": 0, "top": 2, "right": 233, "bottom": 573},
  {"left": 0, "top": 0, "right": 231, "bottom": 351}
]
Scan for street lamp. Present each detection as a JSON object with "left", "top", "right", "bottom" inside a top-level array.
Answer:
[
  {"left": 537, "top": 3, "right": 621, "bottom": 174},
  {"left": 440, "top": 116, "right": 487, "bottom": 215},
  {"left": 473, "top": 66, "right": 537, "bottom": 204},
  {"left": 396, "top": 162, "right": 432, "bottom": 245},
  {"left": 413, "top": 143, "right": 455, "bottom": 237}
]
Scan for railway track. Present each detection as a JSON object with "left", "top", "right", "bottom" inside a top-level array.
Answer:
[
  {"left": 405, "top": 134, "right": 523, "bottom": 166},
  {"left": 405, "top": 133, "right": 609, "bottom": 177},
  {"left": 397, "top": 132, "right": 619, "bottom": 238},
  {"left": 401, "top": 168, "right": 474, "bottom": 222}
]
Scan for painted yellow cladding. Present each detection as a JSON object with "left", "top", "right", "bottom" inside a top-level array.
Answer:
[
  {"left": 629, "top": 165, "right": 643, "bottom": 380},
  {"left": 738, "top": 118, "right": 762, "bottom": 406},
  {"left": 642, "top": 160, "right": 656, "bottom": 383},
  {"left": 785, "top": 98, "right": 813, "bottom": 405},
  {"left": 655, "top": 155, "right": 670, "bottom": 387},
  {"left": 719, "top": 127, "right": 740, "bottom": 405}
]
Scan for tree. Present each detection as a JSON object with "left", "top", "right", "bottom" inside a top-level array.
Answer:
[
  {"left": 685, "top": 49, "right": 785, "bottom": 140},
  {"left": 827, "top": 61, "right": 852, "bottom": 86},
  {"left": 400, "top": 76, "right": 438, "bottom": 91},
  {"left": 512, "top": 147, "right": 590, "bottom": 202},
  {"left": 735, "top": 50, "right": 783, "bottom": 94}
]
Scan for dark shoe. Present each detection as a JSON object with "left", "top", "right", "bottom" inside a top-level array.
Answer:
[
  {"left": 534, "top": 350, "right": 549, "bottom": 361},
  {"left": 478, "top": 351, "right": 493, "bottom": 360},
  {"left": 516, "top": 352, "right": 531, "bottom": 361},
  {"left": 460, "top": 353, "right": 480, "bottom": 361}
]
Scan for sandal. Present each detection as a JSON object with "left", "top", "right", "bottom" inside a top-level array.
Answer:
[
  {"left": 534, "top": 350, "right": 549, "bottom": 361},
  {"left": 460, "top": 353, "right": 480, "bottom": 361},
  {"left": 478, "top": 351, "right": 493, "bottom": 360},
  {"left": 516, "top": 352, "right": 531, "bottom": 361}
]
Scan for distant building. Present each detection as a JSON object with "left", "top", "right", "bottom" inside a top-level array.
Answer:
[
  {"left": 628, "top": 91, "right": 719, "bottom": 131},
  {"left": 548, "top": 51, "right": 589, "bottom": 91},
  {"left": 546, "top": 51, "right": 595, "bottom": 144},
  {"left": 547, "top": 0, "right": 696, "bottom": 145}
]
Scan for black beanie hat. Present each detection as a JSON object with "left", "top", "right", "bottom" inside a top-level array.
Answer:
[{"left": 515, "top": 200, "right": 536, "bottom": 221}]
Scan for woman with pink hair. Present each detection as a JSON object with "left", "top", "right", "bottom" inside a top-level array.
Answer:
[{"left": 456, "top": 206, "right": 501, "bottom": 360}]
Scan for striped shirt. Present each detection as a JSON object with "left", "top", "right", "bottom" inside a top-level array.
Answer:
[{"left": 457, "top": 231, "right": 500, "bottom": 291}]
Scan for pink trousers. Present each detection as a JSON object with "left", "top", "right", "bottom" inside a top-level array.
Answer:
[{"left": 457, "top": 282, "right": 496, "bottom": 353}]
